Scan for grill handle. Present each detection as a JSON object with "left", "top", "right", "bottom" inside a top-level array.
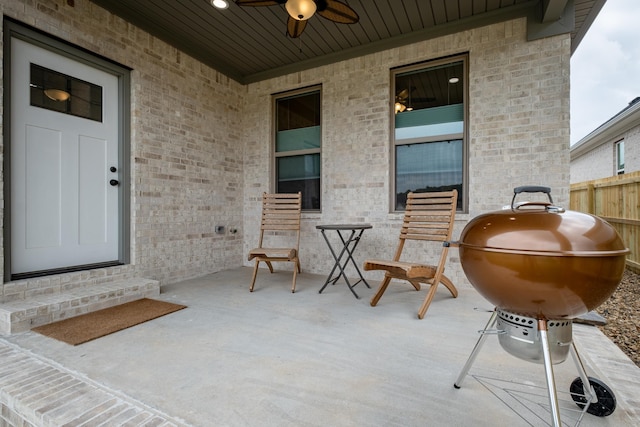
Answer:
[{"left": 512, "top": 185, "right": 553, "bottom": 209}]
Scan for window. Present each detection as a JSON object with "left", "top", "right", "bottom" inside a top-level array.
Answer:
[
  {"left": 274, "top": 87, "right": 321, "bottom": 210},
  {"left": 392, "top": 55, "right": 467, "bottom": 211},
  {"left": 615, "top": 140, "right": 624, "bottom": 175}
]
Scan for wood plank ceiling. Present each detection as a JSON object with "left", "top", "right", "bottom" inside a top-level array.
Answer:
[{"left": 87, "top": 0, "right": 605, "bottom": 84}]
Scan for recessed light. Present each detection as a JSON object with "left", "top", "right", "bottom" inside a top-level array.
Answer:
[{"left": 211, "top": 0, "right": 229, "bottom": 9}]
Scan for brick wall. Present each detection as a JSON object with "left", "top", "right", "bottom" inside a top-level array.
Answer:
[
  {"left": 624, "top": 126, "right": 640, "bottom": 175},
  {"left": 244, "top": 18, "right": 571, "bottom": 288},
  {"left": 570, "top": 125, "right": 640, "bottom": 184},
  {"left": 570, "top": 142, "right": 615, "bottom": 182},
  {"left": 1, "top": 0, "right": 244, "bottom": 288},
  {"left": 2, "top": 0, "right": 571, "bottom": 292}
]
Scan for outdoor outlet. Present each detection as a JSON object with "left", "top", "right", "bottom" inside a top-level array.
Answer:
[
  {"left": 215, "top": 225, "right": 225, "bottom": 234},
  {"left": 230, "top": 228, "right": 238, "bottom": 234}
]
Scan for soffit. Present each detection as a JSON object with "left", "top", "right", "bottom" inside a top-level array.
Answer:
[{"left": 88, "top": 0, "right": 604, "bottom": 84}]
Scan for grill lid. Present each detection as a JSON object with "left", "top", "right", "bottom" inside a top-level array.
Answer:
[
  {"left": 455, "top": 187, "right": 629, "bottom": 318},
  {"left": 459, "top": 207, "right": 628, "bottom": 257},
  {"left": 458, "top": 186, "right": 627, "bottom": 257}
]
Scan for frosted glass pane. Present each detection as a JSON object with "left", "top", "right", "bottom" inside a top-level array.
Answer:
[
  {"left": 395, "top": 104, "right": 463, "bottom": 140},
  {"left": 276, "top": 126, "right": 321, "bottom": 152},
  {"left": 396, "top": 122, "right": 463, "bottom": 139}
]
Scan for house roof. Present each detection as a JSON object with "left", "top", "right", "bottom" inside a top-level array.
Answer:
[
  {"left": 571, "top": 97, "right": 640, "bottom": 159},
  {"left": 88, "top": 0, "right": 605, "bottom": 84}
]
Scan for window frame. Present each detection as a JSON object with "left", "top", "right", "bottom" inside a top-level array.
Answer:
[
  {"left": 615, "top": 139, "right": 624, "bottom": 175},
  {"left": 272, "top": 85, "right": 322, "bottom": 212},
  {"left": 390, "top": 54, "right": 468, "bottom": 213}
]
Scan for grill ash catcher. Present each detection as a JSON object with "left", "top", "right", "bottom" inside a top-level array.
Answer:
[{"left": 452, "top": 186, "right": 629, "bottom": 427}]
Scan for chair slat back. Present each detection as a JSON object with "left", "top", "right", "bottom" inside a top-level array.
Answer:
[
  {"left": 400, "top": 190, "right": 457, "bottom": 242},
  {"left": 260, "top": 192, "right": 302, "bottom": 231}
]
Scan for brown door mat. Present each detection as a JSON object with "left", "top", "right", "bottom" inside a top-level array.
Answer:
[{"left": 32, "top": 298, "right": 187, "bottom": 345}]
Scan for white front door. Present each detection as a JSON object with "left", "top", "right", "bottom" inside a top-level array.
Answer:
[{"left": 10, "top": 37, "right": 121, "bottom": 275}]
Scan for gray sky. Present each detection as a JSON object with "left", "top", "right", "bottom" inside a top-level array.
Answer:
[{"left": 570, "top": 0, "right": 640, "bottom": 145}]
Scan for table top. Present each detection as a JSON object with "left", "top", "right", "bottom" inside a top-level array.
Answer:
[{"left": 316, "top": 223, "right": 372, "bottom": 231}]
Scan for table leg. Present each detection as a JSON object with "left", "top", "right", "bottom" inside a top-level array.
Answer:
[
  {"left": 318, "top": 229, "right": 370, "bottom": 298},
  {"left": 318, "top": 229, "right": 354, "bottom": 295},
  {"left": 341, "top": 229, "right": 371, "bottom": 291}
]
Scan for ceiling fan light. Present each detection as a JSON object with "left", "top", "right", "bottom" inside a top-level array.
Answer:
[
  {"left": 286, "top": 0, "right": 317, "bottom": 21},
  {"left": 394, "top": 102, "right": 406, "bottom": 114}
]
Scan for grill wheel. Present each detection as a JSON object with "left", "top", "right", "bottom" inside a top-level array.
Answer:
[{"left": 569, "top": 376, "right": 617, "bottom": 417}]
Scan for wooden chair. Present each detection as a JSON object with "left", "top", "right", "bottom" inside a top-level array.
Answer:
[
  {"left": 248, "top": 192, "right": 302, "bottom": 293},
  {"left": 364, "top": 190, "right": 458, "bottom": 319}
]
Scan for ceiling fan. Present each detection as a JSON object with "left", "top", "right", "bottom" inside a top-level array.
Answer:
[
  {"left": 394, "top": 88, "right": 410, "bottom": 114},
  {"left": 235, "top": 0, "right": 359, "bottom": 38},
  {"left": 394, "top": 88, "right": 436, "bottom": 113}
]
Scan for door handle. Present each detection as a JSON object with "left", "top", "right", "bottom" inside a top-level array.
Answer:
[{"left": 109, "top": 179, "right": 119, "bottom": 186}]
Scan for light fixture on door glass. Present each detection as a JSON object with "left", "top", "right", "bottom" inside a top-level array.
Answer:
[
  {"left": 449, "top": 77, "right": 460, "bottom": 84},
  {"left": 286, "top": 0, "right": 317, "bottom": 20},
  {"left": 211, "top": 0, "right": 229, "bottom": 9},
  {"left": 44, "top": 88, "right": 71, "bottom": 102}
]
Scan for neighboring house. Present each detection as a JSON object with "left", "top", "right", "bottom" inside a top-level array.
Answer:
[
  {"left": 571, "top": 97, "right": 640, "bottom": 183},
  {"left": 0, "top": 0, "right": 604, "bottom": 299}
]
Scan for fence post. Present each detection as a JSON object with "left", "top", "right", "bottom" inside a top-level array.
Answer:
[{"left": 586, "top": 183, "right": 595, "bottom": 215}]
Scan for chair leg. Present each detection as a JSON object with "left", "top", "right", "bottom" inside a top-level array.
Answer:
[
  {"left": 417, "top": 275, "right": 458, "bottom": 319},
  {"left": 249, "top": 261, "right": 260, "bottom": 292},
  {"left": 408, "top": 279, "right": 421, "bottom": 291},
  {"left": 417, "top": 283, "right": 439, "bottom": 319},
  {"left": 291, "top": 265, "right": 298, "bottom": 293},
  {"left": 291, "top": 258, "right": 301, "bottom": 293},
  {"left": 440, "top": 274, "right": 458, "bottom": 298},
  {"left": 265, "top": 261, "right": 274, "bottom": 273},
  {"left": 370, "top": 276, "right": 392, "bottom": 307}
]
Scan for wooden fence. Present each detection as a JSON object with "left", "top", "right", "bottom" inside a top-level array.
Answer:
[{"left": 570, "top": 170, "right": 640, "bottom": 273}]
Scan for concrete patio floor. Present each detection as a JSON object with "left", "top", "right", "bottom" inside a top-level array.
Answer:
[{"left": 2, "top": 267, "right": 640, "bottom": 426}]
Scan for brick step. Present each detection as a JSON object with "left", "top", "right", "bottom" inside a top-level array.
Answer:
[
  {"left": 0, "top": 278, "right": 160, "bottom": 335},
  {"left": 0, "top": 340, "right": 189, "bottom": 426}
]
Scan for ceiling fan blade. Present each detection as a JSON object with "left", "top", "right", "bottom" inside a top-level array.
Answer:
[
  {"left": 235, "top": 0, "right": 284, "bottom": 6},
  {"left": 396, "top": 88, "right": 409, "bottom": 100},
  {"left": 287, "top": 16, "right": 307, "bottom": 38},
  {"left": 316, "top": 0, "right": 359, "bottom": 24}
]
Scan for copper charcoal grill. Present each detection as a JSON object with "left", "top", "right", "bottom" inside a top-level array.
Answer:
[{"left": 453, "top": 186, "right": 629, "bottom": 427}]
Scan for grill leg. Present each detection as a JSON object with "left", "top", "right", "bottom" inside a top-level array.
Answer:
[
  {"left": 570, "top": 343, "right": 595, "bottom": 403},
  {"left": 539, "top": 319, "right": 562, "bottom": 427},
  {"left": 454, "top": 309, "right": 498, "bottom": 388}
]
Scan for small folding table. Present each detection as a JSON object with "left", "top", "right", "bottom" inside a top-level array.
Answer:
[{"left": 316, "top": 223, "right": 372, "bottom": 298}]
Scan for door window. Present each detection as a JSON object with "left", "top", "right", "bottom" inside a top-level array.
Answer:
[{"left": 30, "top": 64, "right": 103, "bottom": 122}]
